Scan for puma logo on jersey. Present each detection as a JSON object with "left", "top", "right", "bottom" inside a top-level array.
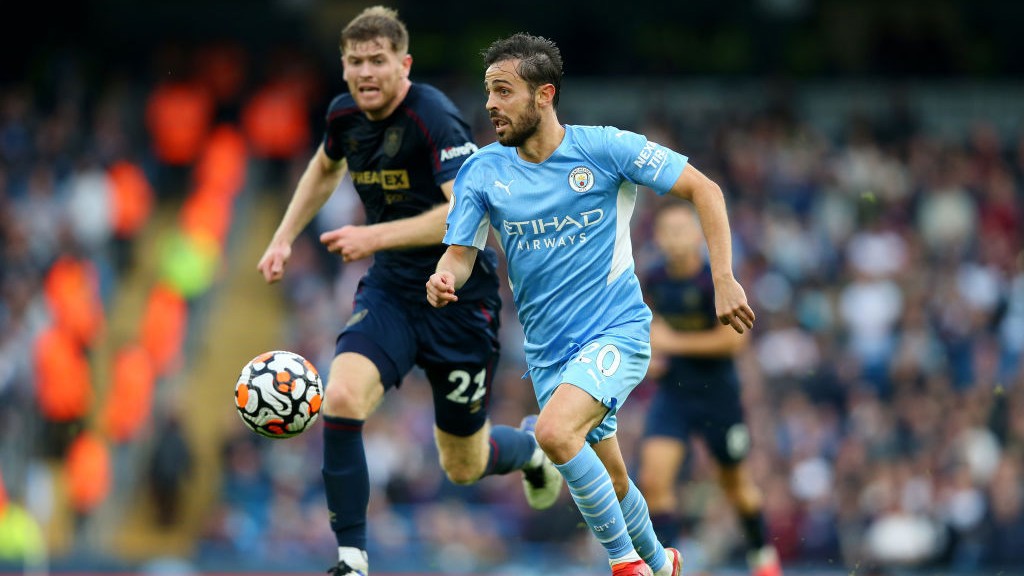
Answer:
[{"left": 494, "top": 179, "right": 514, "bottom": 195}]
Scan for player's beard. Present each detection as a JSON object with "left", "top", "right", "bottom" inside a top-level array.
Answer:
[{"left": 495, "top": 100, "right": 541, "bottom": 147}]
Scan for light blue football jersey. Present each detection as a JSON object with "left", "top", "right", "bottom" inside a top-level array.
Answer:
[{"left": 444, "top": 125, "right": 689, "bottom": 368}]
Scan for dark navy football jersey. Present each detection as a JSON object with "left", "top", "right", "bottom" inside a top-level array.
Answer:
[
  {"left": 642, "top": 260, "right": 738, "bottom": 388},
  {"left": 322, "top": 83, "right": 497, "bottom": 302}
]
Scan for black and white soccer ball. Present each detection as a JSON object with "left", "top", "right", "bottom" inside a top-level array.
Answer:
[{"left": 234, "top": 350, "right": 323, "bottom": 439}]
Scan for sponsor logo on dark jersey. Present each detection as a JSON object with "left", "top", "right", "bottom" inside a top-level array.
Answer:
[
  {"left": 440, "top": 142, "right": 478, "bottom": 162},
  {"left": 351, "top": 169, "right": 410, "bottom": 190}
]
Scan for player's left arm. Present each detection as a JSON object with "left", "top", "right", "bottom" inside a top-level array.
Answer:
[
  {"left": 667, "top": 164, "right": 756, "bottom": 334},
  {"left": 319, "top": 180, "right": 452, "bottom": 262}
]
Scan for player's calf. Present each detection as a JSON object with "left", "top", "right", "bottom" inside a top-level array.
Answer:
[
  {"left": 435, "top": 425, "right": 491, "bottom": 485},
  {"left": 519, "top": 415, "right": 564, "bottom": 509}
]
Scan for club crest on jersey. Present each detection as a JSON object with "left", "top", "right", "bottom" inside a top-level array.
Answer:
[
  {"left": 345, "top": 309, "right": 369, "bottom": 327},
  {"left": 383, "top": 127, "right": 404, "bottom": 157},
  {"left": 569, "top": 166, "right": 595, "bottom": 193},
  {"left": 684, "top": 287, "right": 701, "bottom": 307}
]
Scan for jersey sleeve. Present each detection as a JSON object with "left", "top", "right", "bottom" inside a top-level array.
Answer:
[
  {"left": 416, "top": 89, "right": 479, "bottom": 187},
  {"left": 321, "top": 94, "right": 357, "bottom": 162},
  {"left": 602, "top": 127, "right": 689, "bottom": 195},
  {"left": 443, "top": 159, "right": 490, "bottom": 250}
]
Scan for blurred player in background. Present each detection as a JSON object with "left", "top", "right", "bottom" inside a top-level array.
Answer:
[
  {"left": 638, "top": 202, "right": 781, "bottom": 576},
  {"left": 257, "top": 8, "right": 561, "bottom": 576},
  {"left": 427, "top": 33, "right": 754, "bottom": 576}
]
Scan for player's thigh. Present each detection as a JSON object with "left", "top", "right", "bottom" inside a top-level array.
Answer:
[
  {"left": 643, "top": 383, "right": 692, "bottom": 440},
  {"left": 693, "top": 383, "right": 749, "bottom": 466},
  {"left": 322, "top": 352, "right": 386, "bottom": 419},
  {"left": 418, "top": 297, "right": 501, "bottom": 438},
  {"left": 330, "top": 284, "right": 418, "bottom": 416},
  {"left": 423, "top": 356, "right": 496, "bottom": 482},
  {"left": 552, "top": 333, "right": 651, "bottom": 445},
  {"left": 638, "top": 384, "right": 690, "bottom": 492},
  {"left": 416, "top": 296, "right": 501, "bottom": 368},
  {"left": 528, "top": 382, "right": 609, "bottom": 463},
  {"left": 422, "top": 355, "right": 498, "bottom": 439}
]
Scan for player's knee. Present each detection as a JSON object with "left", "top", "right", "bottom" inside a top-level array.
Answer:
[
  {"left": 435, "top": 424, "right": 489, "bottom": 485},
  {"left": 532, "top": 417, "right": 576, "bottom": 461},
  {"left": 438, "top": 451, "right": 486, "bottom": 485},
  {"left": 443, "top": 463, "right": 483, "bottom": 486},
  {"left": 322, "top": 379, "right": 375, "bottom": 419},
  {"left": 531, "top": 418, "right": 558, "bottom": 452},
  {"left": 719, "top": 474, "right": 739, "bottom": 494},
  {"left": 637, "top": 466, "right": 661, "bottom": 495},
  {"left": 718, "top": 465, "right": 753, "bottom": 503}
]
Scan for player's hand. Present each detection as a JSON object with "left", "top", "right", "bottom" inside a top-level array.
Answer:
[
  {"left": 426, "top": 271, "right": 459, "bottom": 308},
  {"left": 648, "top": 316, "right": 677, "bottom": 352},
  {"left": 714, "top": 276, "right": 755, "bottom": 334},
  {"left": 257, "top": 241, "right": 291, "bottom": 284},
  {"left": 320, "top": 225, "right": 380, "bottom": 263},
  {"left": 645, "top": 352, "right": 668, "bottom": 380}
]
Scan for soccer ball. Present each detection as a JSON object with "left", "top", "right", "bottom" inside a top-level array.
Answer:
[{"left": 235, "top": 350, "right": 323, "bottom": 439}]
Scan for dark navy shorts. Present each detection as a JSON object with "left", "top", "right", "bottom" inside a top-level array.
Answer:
[
  {"left": 643, "top": 375, "right": 750, "bottom": 466},
  {"left": 335, "top": 281, "right": 501, "bottom": 437}
]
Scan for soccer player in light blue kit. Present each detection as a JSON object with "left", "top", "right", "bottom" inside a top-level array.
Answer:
[{"left": 426, "top": 33, "right": 755, "bottom": 576}]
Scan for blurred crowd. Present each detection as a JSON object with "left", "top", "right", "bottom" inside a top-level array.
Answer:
[
  {"left": 0, "top": 41, "right": 308, "bottom": 570},
  {"left": 0, "top": 52, "right": 156, "bottom": 568},
  {"left": 1, "top": 40, "right": 1023, "bottom": 575}
]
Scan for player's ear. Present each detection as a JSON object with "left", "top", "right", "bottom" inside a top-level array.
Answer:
[
  {"left": 401, "top": 53, "right": 413, "bottom": 77},
  {"left": 536, "top": 83, "right": 556, "bottom": 108}
]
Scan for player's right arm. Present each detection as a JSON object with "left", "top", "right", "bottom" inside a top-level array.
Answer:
[
  {"left": 649, "top": 315, "right": 747, "bottom": 357},
  {"left": 258, "top": 144, "right": 348, "bottom": 283},
  {"left": 427, "top": 152, "right": 491, "bottom": 307},
  {"left": 426, "top": 244, "right": 479, "bottom": 308}
]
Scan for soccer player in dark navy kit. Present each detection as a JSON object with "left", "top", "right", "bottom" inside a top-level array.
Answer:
[
  {"left": 638, "top": 202, "right": 781, "bottom": 576},
  {"left": 257, "top": 7, "right": 560, "bottom": 576}
]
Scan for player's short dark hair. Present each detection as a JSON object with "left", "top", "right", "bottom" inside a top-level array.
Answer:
[
  {"left": 482, "top": 33, "right": 563, "bottom": 107},
  {"left": 341, "top": 5, "right": 409, "bottom": 54}
]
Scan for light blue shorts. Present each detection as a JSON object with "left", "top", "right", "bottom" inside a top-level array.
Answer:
[{"left": 529, "top": 333, "right": 651, "bottom": 444}]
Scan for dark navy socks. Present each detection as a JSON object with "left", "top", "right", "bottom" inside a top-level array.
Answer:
[{"left": 322, "top": 416, "right": 369, "bottom": 549}]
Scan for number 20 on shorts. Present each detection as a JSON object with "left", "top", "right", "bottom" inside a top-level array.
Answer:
[{"left": 574, "top": 342, "right": 622, "bottom": 385}]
